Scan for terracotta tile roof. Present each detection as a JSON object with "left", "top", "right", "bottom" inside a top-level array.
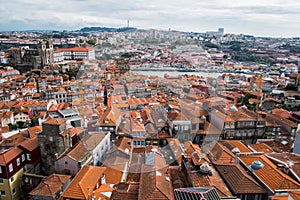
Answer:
[
  {"left": 82, "top": 133, "right": 106, "bottom": 151},
  {"left": 57, "top": 102, "right": 65, "bottom": 110},
  {"left": 29, "top": 174, "right": 71, "bottom": 197},
  {"left": 257, "top": 139, "right": 293, "bottom": 153},
  {"left": 61, "top": 165, "right": 106, "bottom": 199},
  {"left": 214, "top": 163, "right": 267, "bottom": 195},
  {"left": 111, "top": 95, "right": 128, "bottom": 109},
  {"left": 238, "top": 154, "right": 300, "bottom": 193},
  {"left": 272, "top": 108, "right": 291, "bottom": 119},
  {"left": 145, "top": 151, "right": 166, "bottom": 169},
  {"left": 0, "top": 126, "right": 9, "bottom": 134},
  {"left": 183, "top": 141, "right": 203, "bottom": 156},
  {"left": 219, "top": 140, "right": 252, "bottom": 153},
  {"left": 184, "top": 160, "right": 232, "bottom": 198},
  {"left": 266, "top": 113, "right": 298, "bottom": 128},
  {"left": 103, "top": 165, "right": 124, "bottom": 184},
  {"left": 0, "top": 111, "right": 13, "bottom": 119},
  {"left": 66, "top": 141, "right": 89, "bottom": 162},
  {"left": 131, "top": 119, "right": 145, "bottom": 132},
  {"left": 103, "top": 155, "right": 129, "bottom": 166},
  {"left": 269, "top": 195, "right": 288, "bottom": 200},
  {"left": 208, "top": 142, "right": 235, "bottom": 163},
  {"left": 92, "top": 185, "right": 112, "bottom": 200},
  {"left": 248, "top": 143, "right": 274, "bottom": 154},
  {"left": 139, "top": 164, "right": 174, "bottom": 200},
  {"left": 55, "top": 47, "right": 92, "bottom": 53},
  {"left": 27, "top": 126, "right": 43, "bottom": 136},
  {"left": 289, "top": 191, "right": 300, "bottom": 199},
  {"left": 19, "top": 136, "right": 39, "bottom": 152},
  {"left": 35, "top": 111, "right": 47, "bottom": 119},
  {"left": 42, "top": 118, "right": 66, "bottom": 125},
  {"left": 110, "top": 182, "right": 139, "bottom": 200},
  {"left": 265, "top": 152, "right": 300, "bottom": 182},
  {"left": 68, "top": 127, "right": 85, "bottom": 137},
  {"left": 97, "top": 105, "right": 121, "bottom": 126},
  {"left": 167, "top": 138, "right": 182, "bottom": 164},
  {"left": 114, "top": 137, "right": 132, "bottom": 154},
  {"left": 0, "top": 132, "right": 25, "bottom": 147},
  {"left": 169, "top": 166, "right": 188, "bottom": 189},
  {"left": 0, "top": 146, "right": 23, "bottom": 165}
]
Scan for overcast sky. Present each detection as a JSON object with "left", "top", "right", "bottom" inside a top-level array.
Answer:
[{"left": 1, "top": 0, "right": 300, "bottom": 37}]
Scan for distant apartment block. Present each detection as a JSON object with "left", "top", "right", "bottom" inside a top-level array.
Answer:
[{"left": 53, "top": 47, "right": 95, "bottom": 62}]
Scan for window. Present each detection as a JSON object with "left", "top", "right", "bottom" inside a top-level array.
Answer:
[
  {"left": 0, "top": 178, "right": 3, "bottom": 184},
  {"left": 0, "top": 167, "right": 2, "bottom": 173},
  {"left": 9, "top": 164, "right": 13, "bottom": 172},
  {"left": 27, "top": 153, "right": 31, "bottom": 161},
  {"left": 16, "top": 158, "right": 20, "bottom": 166},
  {"left": 183, "top": 125, "right": 189, "bottom": 131},
  {"left": 12, "top": 188, "right": 16, "bottom": 195},
  {"left": 22, "top": 154, "right": 25, "bottom": 162},
  {"left": 0, "top": 190, "right": 5, "bottom": 196},
  {"left": 10, "top": 176, "right": 14, "bottom": 182}
]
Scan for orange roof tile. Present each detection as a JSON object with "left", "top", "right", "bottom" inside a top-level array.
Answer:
[
  {"left": 0, "top": 146, "right": 23, "bottom": 165},
  {"left": 29, "top": 174, "right": 71, "bottom": 197},
  {"left": 54, "top": 47, "right": 92, "bottom": 53},
  {"left": 66, "top": 141, "right": 88, "bottom": 162},
  {"left": 19, "top": 136, "right": 39, "bottom": 152},
  {"left": 219, "top": 140, "right": 252, "bottom": 153},
  {"left": 272, "top": 108, "right": 291, "bottom": 119},
  {"left": 110, "top": 182, "right": 139, "bottom": 200},
  {"left": 42, "top": 118, "right": 66, "bottom": 125},
  {"left": 238, "top": 154, "right": 300, "bottom": 193},
  {"left": 184, "top": 157, "right": 232, "bottom": 198},
  {"left": 269, "top": 195, "right": 288, "bottom": 200},
  {"left": 61, "top": 165, "right": 106, "bottom": 199},
  {"left": 248, "top": 143, "right": 274, "bottom": 154},
  {"left": 289, "top": 191, "right": 300, "bottom": 200},
  {"left": 139, "top": 165, "right": 174, "bottom": 200},
  {"left": 208, "top": 142, "right": 235, "bottom": 163},
  {"left": 103, "top": 165, "right": 124, "bottom": 184},
  {"left": 114, "top": 137, "right": 132, "bottom": 155},
  {"left": 215, "top": 163, "right": 267, "bottom": 195}
]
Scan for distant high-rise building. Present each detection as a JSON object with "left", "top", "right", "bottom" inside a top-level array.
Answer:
[
  {"left": 205, "top": 28, "right": 224, "bottom": 38},
  {"left": 218, "top": 28, "right": 224, "bottom": 35}
]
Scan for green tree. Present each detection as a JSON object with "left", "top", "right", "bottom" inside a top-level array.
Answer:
[
  {"left": 16, "top": 121, "right": 27, "bottom": 128},
  {"left": 12, "top": 123, "right": 19, "bottom": 130},
  {"left": 87, "top": 39, "right": 96, "bottom": 46},
  {"left": 30, "top": 117, "right": 39, "bottom": 127},
  {"left": 79, "top": 38, "right": 84, "bottom": 43}
]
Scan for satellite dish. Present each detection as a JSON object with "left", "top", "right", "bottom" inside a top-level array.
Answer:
[
  {"left": 199, "top": 162, "right": 212, "bottom": 174},
  {"left": 249, "top": 160, "right": 264, "bottom": 172}
]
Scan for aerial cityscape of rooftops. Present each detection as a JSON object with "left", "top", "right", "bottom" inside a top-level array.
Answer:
[{"left": 1, "top": 22, "right": 300, "bottom": 200}]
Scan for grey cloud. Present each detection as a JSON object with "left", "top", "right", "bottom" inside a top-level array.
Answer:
[{"left": 1, "top": 0, "right": 300, "bottom": 37}]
